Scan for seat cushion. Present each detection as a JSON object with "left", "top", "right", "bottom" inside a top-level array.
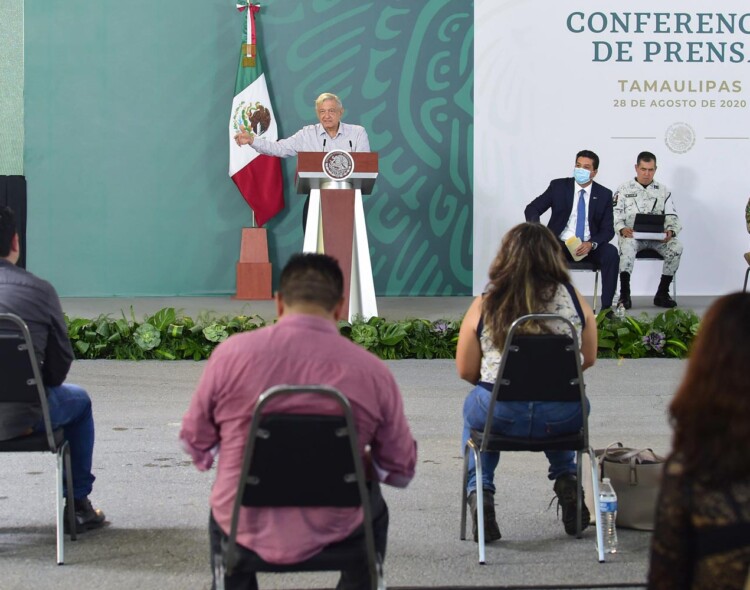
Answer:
[
  {"left": 636, "top": 249, "right": 664, "bottom": 260},
  {"left": 568, "top": 261, "right": 600, "bottom": 271},
  {"left": 0, "top": 428, "right": 64, "bottom": 452},
  {"left": 471, "top": 428, "right": 584, "bottom": 452},
  {"left": 223, "top": 528, "right": 368, "bottom": 573}
]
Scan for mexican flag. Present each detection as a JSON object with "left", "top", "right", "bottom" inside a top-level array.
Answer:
[{"left": 228, "top": 2, "right": 284, "bottom": 227}]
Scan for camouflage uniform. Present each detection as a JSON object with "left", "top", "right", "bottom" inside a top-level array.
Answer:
[{"left": 613, "top": 179, "right": 683, "bottom": 276}]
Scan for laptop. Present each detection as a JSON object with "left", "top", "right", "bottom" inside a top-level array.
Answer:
[
  {"left": 633, "top": 213, "right": 665, "bottom": 240},
  {"left": 633, "top": 213, "right": 665, "bottom": 232}
]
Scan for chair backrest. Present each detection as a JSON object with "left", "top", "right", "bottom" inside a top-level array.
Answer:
[
  {"left": 226, "top": 385, "right": 376, "bottom": 578},
  {"left": 482, "top": 314, "right": 587, "bottom": 443},
  {"left": 0, "top": 312, "right": 56, "bottom": 448},
  {"left": 240, "top": 412, "right": 361, "bottom": 508}
]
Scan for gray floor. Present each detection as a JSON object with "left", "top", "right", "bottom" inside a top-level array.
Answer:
[
  {"left": 59, "top": 295, "right": 718, "bottom": 322},
  {"left": 0, "top": 296, "right": 703, "bottom": 589}
]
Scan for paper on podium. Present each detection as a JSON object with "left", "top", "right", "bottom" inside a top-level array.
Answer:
[
  {"left": 565, "top": 237, "right": 586, "bottom": 262},
  {"left": 632, "top": 231, "right": 666, "bottom": 241}
]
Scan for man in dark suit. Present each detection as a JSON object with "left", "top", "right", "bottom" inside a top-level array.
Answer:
[{"left": 525, "top": 150, "right": 618, "bottom": 313}]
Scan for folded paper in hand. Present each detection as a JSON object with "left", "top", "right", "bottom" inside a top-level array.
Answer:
[{"left": 565, "top": 236, "right": 585, "bottom": 261}]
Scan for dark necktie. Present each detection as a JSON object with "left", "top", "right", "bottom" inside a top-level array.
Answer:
[{"left": 575, "top": 189, "right": 586, "bottom": 241}]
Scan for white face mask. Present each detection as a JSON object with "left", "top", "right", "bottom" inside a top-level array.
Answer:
[{"left": 573, "top": 167, "right": 591, "bottom": 185}]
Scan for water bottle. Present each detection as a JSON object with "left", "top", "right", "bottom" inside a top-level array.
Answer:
[
  {"left": 615, "top": 303, "right": 626, "bottom": 319},
  {"left": 599, "top": 477, "right": 618, "bottom": 553}
]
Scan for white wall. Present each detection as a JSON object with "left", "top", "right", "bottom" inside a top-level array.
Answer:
[{"left": 475, "top": 0, "right": 750, "bottom": 296}]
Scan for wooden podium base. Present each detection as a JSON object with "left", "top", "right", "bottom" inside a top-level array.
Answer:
[
  {"left": 235, "top": 262, "right": 272, "bottom": 300},
  {"left": 234, "top": 228, "right": 273, "bottom": 300}
]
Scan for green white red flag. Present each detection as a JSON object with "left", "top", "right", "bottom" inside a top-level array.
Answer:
[{"left": 229, "top": 2, "right": 283, "bottom": 227}]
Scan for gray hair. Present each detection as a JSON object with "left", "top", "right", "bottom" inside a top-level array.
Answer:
[{"left": 315, "top": 93, "right": 343, "bottom": 111}]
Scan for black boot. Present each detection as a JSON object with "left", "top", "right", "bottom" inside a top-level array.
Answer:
[
  {"left": 64, "top": 497, "right": 106, "bottom": 534},
  {"left": 553, "top": 474, "right": 590, "bottom": 536},
  {"left": 654, "top": 275, "right": 677, "bottom": 308},
  {"left": 468, "top": 491, "right": 502, "bottom": 543},
  {"left": 618, "top": 272, "right": 632, "bottom": 309}
]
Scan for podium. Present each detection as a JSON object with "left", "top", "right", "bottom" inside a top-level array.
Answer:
[{"left": 295, "top": 152, "right": 378, "bottom": 321}]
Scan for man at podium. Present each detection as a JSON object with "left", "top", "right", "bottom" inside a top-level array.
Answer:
[{"left": 234, "top": 92, "right": 370, "bottom": 226}]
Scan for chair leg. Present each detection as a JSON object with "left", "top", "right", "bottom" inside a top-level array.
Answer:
[
  {"left": 587, "top": 447, "right": 606, "bottom": 563},
  {"left": 56, "top": 450, "right": 65, "bottom": 565},
  {"left": 63, "top": 445, "right": 77, "bottom": 542},
  {"left": 472, "top": 442, "right": 486, "bottom": 565},
  {"left": 744, "top": 267, "right": 749, "bottom": 292},
  {"left": 575, "top": 451, "right": 582, "bottom": 538},
  {"left": 593, "top": 271, "right": 600, "bottom": 313},
  {"left": 460, "top": 445, "right": 470, "bottom": 540}
]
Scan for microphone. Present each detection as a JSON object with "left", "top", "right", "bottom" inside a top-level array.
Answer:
[
  {"left": 323, "top": 139, "right": 326, "bottom": 149},
  {"left": 349, "top": 140, "right": 353, "bottom": 150}
]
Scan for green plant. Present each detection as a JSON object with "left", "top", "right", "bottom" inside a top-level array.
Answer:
[
  {"left": 338, "top": 316, "right": 460, "bottom": 360},
  {"left": 66, "top": 307, "right": 266, "bottom": 361},
  {"left": 596, "top": 307, "right": 699, "bottom": 359},
  {"left": 64, "top": 306, "right": 699, "bottom": 361}
]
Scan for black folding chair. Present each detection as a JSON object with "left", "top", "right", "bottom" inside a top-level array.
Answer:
[
  {"left": 460, "top": 314, "right": 605, "bottom": 564},
  {"left": 219, "top": 384, "right": 382, "bottom": 590},
  {"left": 0, "top": 312, "right": 77, "bottom": 564}
]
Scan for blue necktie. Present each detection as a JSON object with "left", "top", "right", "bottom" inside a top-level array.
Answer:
[{"left": 575, "top": 189, "right": 586, "bottom": 241}]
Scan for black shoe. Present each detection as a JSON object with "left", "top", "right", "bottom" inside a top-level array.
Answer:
[
  {"left": 653, "top": 293, "right": 677, "bottom": 308},
  {"left": 553, "top": 475, "right": 590, "bottom": 536},
  {"left": 468, "top": 491, "right": 502, "bottom": 543},
  {"left": 618, "top": 294, "right": 632, "bottom": 309},
  {"left": 65, "top": 497, "right": 106, "bottom": 534}
]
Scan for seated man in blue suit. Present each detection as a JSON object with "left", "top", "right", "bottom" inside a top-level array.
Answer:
[{"left": 525, "top": 150, "right": 618, "bottom": 314}]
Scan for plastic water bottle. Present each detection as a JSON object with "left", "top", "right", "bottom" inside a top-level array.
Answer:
[
  {"left": 599, "top": 477, "right": 618, "bottom": 553},
  {"left": 615, "top": 303, "right": 626, "bottom": 319}
]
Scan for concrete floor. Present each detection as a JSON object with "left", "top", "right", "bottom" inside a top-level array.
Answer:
[
  {"left": 0, "top": 296, "right": 705, "bottom": 589},
  {"left": 0, "top": 357, "right": 686, "bottom": 590}
]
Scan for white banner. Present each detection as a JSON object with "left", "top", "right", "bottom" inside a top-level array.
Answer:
[{"left": 475, "top": 1, "right": 750, "bottom": 296}]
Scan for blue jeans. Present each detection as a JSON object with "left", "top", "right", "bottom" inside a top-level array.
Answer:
[
  {"left": 462, "top": 384, "right": 590, "bottom": 494},
  {"left": 33, "top": 383, "right": 96, "bottom": 500}
]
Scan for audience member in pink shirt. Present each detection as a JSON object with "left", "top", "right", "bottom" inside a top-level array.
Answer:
[{"left": 181, "top": 253, "right": 417, "bottom": 590}]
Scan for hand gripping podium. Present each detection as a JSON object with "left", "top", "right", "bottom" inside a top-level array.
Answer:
[{"left": 296, "top": 151, "right": 378, "bottom": 321}]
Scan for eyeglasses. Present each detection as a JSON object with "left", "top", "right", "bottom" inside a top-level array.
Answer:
[{"left": 317, "top": 109, "right": 340, "bottom": 116}]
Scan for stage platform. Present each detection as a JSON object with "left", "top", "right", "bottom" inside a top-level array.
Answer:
[{"left": 59, "top": 295, "right": 719, "bottom": 321}]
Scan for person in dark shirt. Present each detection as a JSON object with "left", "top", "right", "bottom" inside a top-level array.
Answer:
[
  {"left": 0, "top": 206, "right": 106, "bottom": 533},
  {"left": 648, "top": 292, "right": 750, "bottom": 589}
]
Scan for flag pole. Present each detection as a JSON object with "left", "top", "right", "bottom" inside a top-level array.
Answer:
[{"left": 230, "top": 1, "right": 282, "bottom": 299}]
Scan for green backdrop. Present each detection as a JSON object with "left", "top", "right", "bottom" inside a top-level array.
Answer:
[{"left": 23, "top": 0, "right": 473, "bottom": 296}]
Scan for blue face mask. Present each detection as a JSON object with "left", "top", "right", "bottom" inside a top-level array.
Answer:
[{"left": 573, "top": 167, "right": 591, "bottom": 185}]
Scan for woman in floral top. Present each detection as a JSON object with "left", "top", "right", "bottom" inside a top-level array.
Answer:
[{"left": 456, "top": 223, "right": 597, "bottom": 542}]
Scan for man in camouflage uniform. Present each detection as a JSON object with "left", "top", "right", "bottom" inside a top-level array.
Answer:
[{"left": 614, "top": 152, "right": 682, "bottom": 308}]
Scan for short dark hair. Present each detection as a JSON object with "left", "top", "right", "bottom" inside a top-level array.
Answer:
[
  {"left": 278, "top": 253, "right": 344, "bottom": 312},
  {"left": 0, "top": 206, "right": 16, "bottom": 257},
  {"left": 576, "top": 149, "right": 599, "bottom": 171},
  {"left": 637, "top": 151, "right": 657, "bottom": 166}
]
